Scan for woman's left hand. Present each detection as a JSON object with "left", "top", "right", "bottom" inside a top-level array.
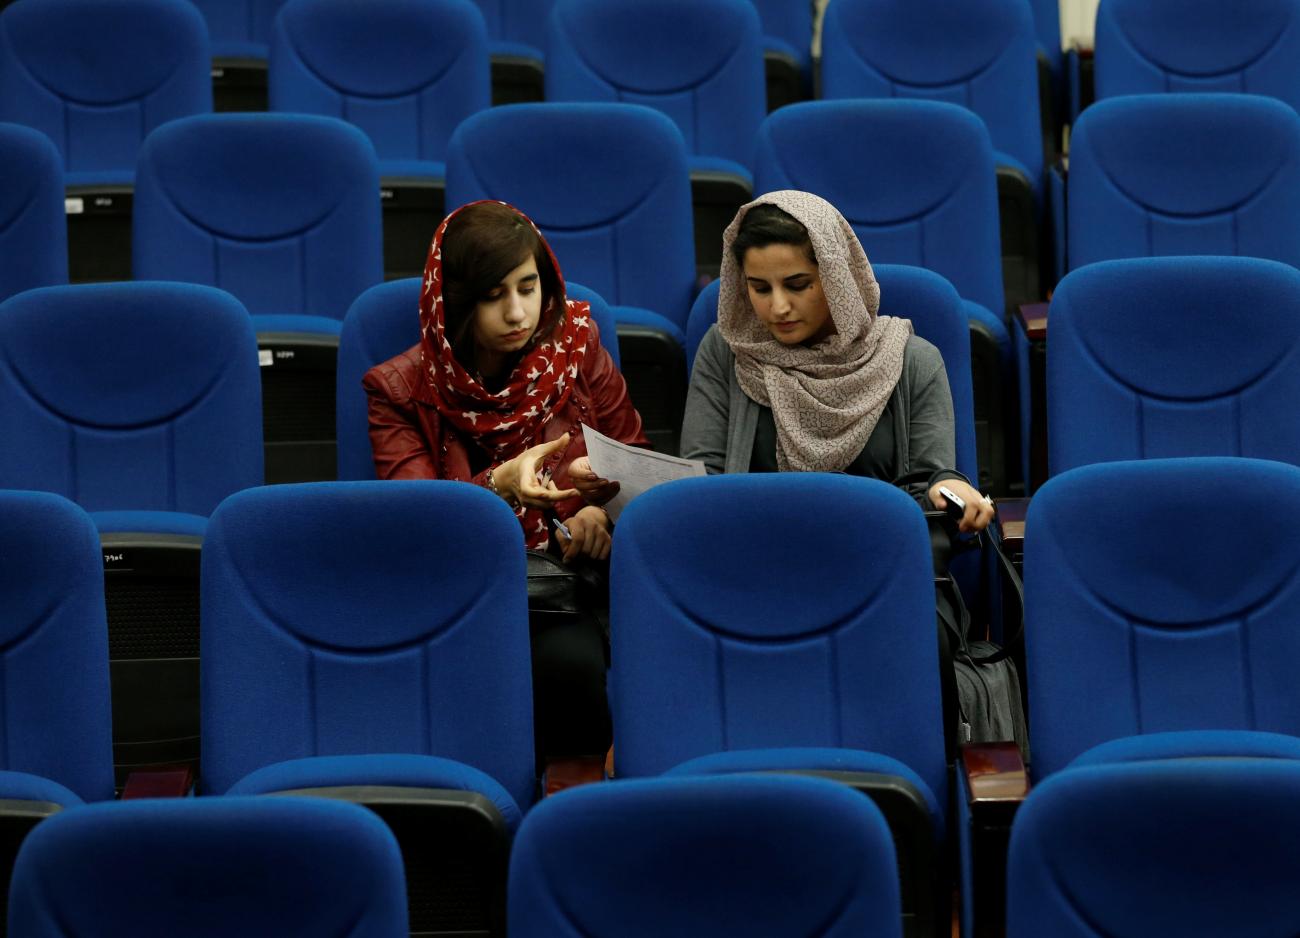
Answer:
[
  {"left": 566, "top": 456, "right": 621, "bottom": 506},
  {"left": 556, "top": 505, "right": 613, "bottom": 563},
  {"left": 928, "top": 479, "right": 995, "bottom": 534}
]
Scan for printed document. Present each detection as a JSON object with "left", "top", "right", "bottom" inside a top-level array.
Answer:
[{"left": 580, "top": 424, "right": 707, "bottom": 521}]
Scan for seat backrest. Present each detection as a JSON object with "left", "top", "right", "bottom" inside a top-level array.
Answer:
[
  {"left": 0, "top": 492, "right": 113, "bottom": 804},
  {"left": 0, "top": 123, "right": 67, "bottom": 301},
  {"left": 1067, "top": 94, "right": 1300, "bottom": 272},
  {"left": 0, "top": 282, "right": 263, "bottom": 515},
  {"left": 133, "top": 113, "right": 382, "bottom": 321},
  {"left": 1047, "top": 256, "right": 1300, "bottom": 475},
  {"left": 446, "top": 103, "right": 697, "bottom": 330},
  {"left": 1029, "top": 0, "right": 1062, "bottom": 73},
  {"left": 200, "top": 481, "right": 534, "bottom": 805},
  {"left": 754, "top": 99, "right": 1005, "bottom": 320},
  {"left": 189, "top": 0, "right": 286, "bottom": 47},
  {"left": 471, "top": 0, "right": 554, "bottom": 46},
  {"left": 751, "top": 0, "right": 813, "bottom": 70},
  {"left": 1025, "top": 457, "right": 1300, "bottom": 778},
  {"left": 0, "top": 0, "right": 210, "bottom": 177},
  {"left": 509, "top": 774, "right": 902, "bottom": 937},
  {"left": 336, "top": 277, "right": 621, "bottom": 480},
  {"left": 821, "top": 0, "right": 1042, "bottom": 182},
  {"left": 8, "top": 797, "right": 408, "bottom": 937},
  {"left": 1095, "top": 0, "right": 1300, "bottom": 106},
  {"left": 545, "top": 0, "right": 765, "bottom": 168},
  {"left": 611, "top": 473, "right": 945, "bottom": 804},
  {"left": 1008, "top": 758, "right": 1300, "bottom": 937},
  {"left": 270, "top": 0, "right": 489, "bottom": 164}
]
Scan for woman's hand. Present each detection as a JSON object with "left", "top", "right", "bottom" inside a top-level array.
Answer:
[
  {"left": 556, "top": 505, "right": 612, "bottom": 563},
  {"left": 567, "top": 456, "right": 621, "bottom": 506},
  {"left": 928, "top": 478, "right": 995, "bottom": 534},
  {"left": 494, "top": 434, "right": 580, "bottom": 509}
]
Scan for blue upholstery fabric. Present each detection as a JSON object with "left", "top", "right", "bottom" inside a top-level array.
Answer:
[
  {"left": 335, "top": 278, "right": 621, "bottom": 481},
  {"left": 546, "top": 0, "right": 765, "bottom": 172},
  {"left": 0, "top": 124, "right": 66, "bottom": 302},
  {"left": 200, "top": 481, "right": 535, "bottom": 810},
  {"left": 472, "top": 0, "right": 554, "bottom": 51},
  {"left": 1071, "top": 730, "right": 1300, "bottom": 768},
  {"left": 611, "top": 474, "right": 946, "bottom": 819},
  {"left": 0, "top": 0, "right": 210, "bottom": 177},
  {"left": 270, "top": 0, "right": 490, "bottom": 168},
  {"left": 0, "top": 282, "right": 263, "bottom": 515},
  {"left": 509, "top": 775, "right": 902, "bottom": 937},
  {"left": 822, "top": 0, "right": 1043, "bottom": 187},
  {"left": 1067, "top": 94, "right": 1300, "bottom": 272},
  {"left": 1007, "top": 759, "right": 1300, "bottom": 937},
  {"left": 446, "top": 103, "right": 697, "bottom": 332},
  {"left": 133, "top": 113, "right": 383, "bottom": 326},
  {"left": 665, "top": 746, "right": 942, "bottom": 826},
  {"left": 0, "top": 492, "right": 114, "bottom": 804},
  {"left": 8, "top": 797, "right": 408, "bottom": 937},
  {"left": 1095, "top": 0, "right": 1300, "bottom": 106},
  {"left": 751, "top": 0, "right": 813, "bottom": 74},
  {"left": 0, "top": 772, "right": 83, "bottom": 809},
  {"left": 190, "top": 0, "right": 287, "bottom": 60},
  {"left": 1025, "top": 458, "right": 1300, "bottom": 779},
  {"left": 90, "top": 511, "right": 207, "bottom": 539},
  {"left": 245, "top": 313, "right": 344, "bottom": 336},
  {"left": 754, "top": 100, "right": 1008, "bottom": 347},
  {"left": 1047, "top": 257, "right": 1300, "bottom": 475},
  {"left": 1030, "top": 0, "right": 1062, "bottom": 74}
]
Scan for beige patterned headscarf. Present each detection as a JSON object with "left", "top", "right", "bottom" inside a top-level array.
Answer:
[{"left": 718, "top": 190, "right": 913, "bottom": 472}]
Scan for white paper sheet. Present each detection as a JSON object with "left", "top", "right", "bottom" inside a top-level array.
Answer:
[{"left": 580, "top": 424, "right": 707, "bottom": 521}]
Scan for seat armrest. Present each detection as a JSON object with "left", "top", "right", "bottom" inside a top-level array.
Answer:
[
  {"left": 995, "top": 496, "right": 1030, "bottom": 563},
  {"left": 1048, "top": 159, "right": 1067, "bottom": 285},
  {"left": 963, "top": 741, "right": 1029, "bottom": 814},
  {"left": 543, "top": 755, "right": 607, "bottom": 797},
  {"left": 121, "top": 767, "right": 194, "bottom": 800},
  {"left": 960, "top": 741, "right": 1029, "bottom": 938},
  {"left": 1066, "top": 45, "right": 1094, "bottom": 124},
  {"left": 1014, "top": 302, "right": 1048, "bottom": 341}
]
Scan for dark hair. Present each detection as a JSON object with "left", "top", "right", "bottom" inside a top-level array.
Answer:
[
  {"left": 440, "top": 202, "right": 564, "bottom": 363},
  {"left": 730, "top": 203, "right": 817, "bottom": 268}
]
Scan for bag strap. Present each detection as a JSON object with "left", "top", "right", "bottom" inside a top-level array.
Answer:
[{"left": 964, "top": 526, "right": 1025, "bottom": 665}]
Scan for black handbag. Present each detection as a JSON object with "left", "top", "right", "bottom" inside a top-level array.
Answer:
[{"left": 525, "top": 543, "right": 610, "bottom": 642}]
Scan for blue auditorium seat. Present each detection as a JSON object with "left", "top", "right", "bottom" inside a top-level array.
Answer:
[
  {"left": 509, "top": 775, "right": 903, "bottom": 937},
  {"left": 8, "top": 797, "right": 408, "bottom": 937},
  {"left": 471, "top": 0, "right": 555, "bottom": 103},
  {"left": 446, "top": 103, "right": 693, "bottom": 454},
  {"left": 0, "top": 282, "right": 262, "bottom": 788},
  {"left": 1094, "top": 0, "right": 1300, "bottom": 107},
  {"left": 133, "top": 112, "right": 383, "bottom": 483},
  {"left": 0, "top": 123, "right": 66, "bottom": 300},
  {"left": 751, "top": 0, "right": 813, "bottom": 108},
  {"left": 612, "top": 473, "right": 947, "bottom": 936},
  {"left": 1007, "top": 758, "right": 1300, "bottom": 937},
  {"left": 754, "top": 99, "right": 1010, "bottom": 492},
  {"left": 336, "top": 278, "right": 621, "bottom": 481},
  {"left": 0, "top": 0, "right": 210, "bottom": 282},
  {"left": 546, "top": 0, "right": 765, "bottom": 274},
  {"left": 269, "top": 0, "right": 491, "bottom": 280},
  {"left": 201, "top": 480, "right": 533, "bottom": 935},
  {"left": 189, "top": 0, "right": 289, "bottom": 110}
]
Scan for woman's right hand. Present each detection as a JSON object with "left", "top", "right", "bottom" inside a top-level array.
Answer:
[{"left": 493, "top": 433, "right": 580, "bottom": 509}]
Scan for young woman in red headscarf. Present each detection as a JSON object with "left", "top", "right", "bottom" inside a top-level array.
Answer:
[{"left": 363, "top": 200, "right": 647, "bottom": 762}]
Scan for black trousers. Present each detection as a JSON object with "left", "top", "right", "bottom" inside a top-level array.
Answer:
[{"left": 529, "top": 611, "right": 611, "bottom": 764}]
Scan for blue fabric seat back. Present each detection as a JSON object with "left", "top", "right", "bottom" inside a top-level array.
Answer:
[
  {"left": 754, "top": 99, "right": 1006, "bottom": 321},
  {"left": 0, "top": 0, "right": 210, "bottom": 178},
  {"left": 0, "top": 492, "right": 114, "bottom": 803},
  {"left": 1030, "top": 0, "right": 1062, "bottom": 75},
  {"left": 270, "top": 0, "right": 490, "bottom": 164},
  {"left": 751, "top": 0, "right": 813, "bottom": 71},
  {"left": 0, "top": 124, "right": 67, "bottom": 301},
  {"left": 1047, "top": 257, "right": 1300, "bottom": 475},
  {"left": 1025, "top": 457, "right": 1300, "bottom": 779},
  {"left": 471, "top": 0, "right": 554, "bottom": 48},
  {"left": 1068, "top": 94, "right": 1300, "bottom": 272},
  {"left": 0, "top": 282, "right": 263, "bottom": 515},
  {"left": 545, "top": 0, "right": 765, "bottom": 170},
  {"left": 611, "top": 473, "right": 945, "bottom": 806},
  {"left": 1095, "top": 0, "right": 1300, "bottom": 106},
  {"left": 821, "top": 0, "right": 1042, "bottom": 183},
  {"left": 446, "top": 103, "right": 697, "bottom": 331},
  {"left": 1007, "top": 759, "right": 1300, "bottom": 937},
  {"left": 190, "top": 0, "right": 287, "bottom": 55},
  {"left": 8, "top": 797, "right": 408, "bottom": 937},
  {"left": 200, "top": 481, "right": 534, "bottom": 805},
  {"left": 133, "top": 113, "right": 382, "bottom": 322},
  {"left": 336, "top": 277, "right": 620, "bottom": 480},
  {"left": 509, "top": 775, "right": 902, "bottom": 937}
]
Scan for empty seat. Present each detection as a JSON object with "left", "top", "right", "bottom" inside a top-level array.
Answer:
[
  {"left": 510, "top": 775, "right": 903, "bottom": 937},
  {"left": 201, "top": 480, "right": 534, "bottom": 936},
  {"left": 269, "top": 0, "right": 491, "bottom": 279},
  {"left": 189, "top": 0, "right": 289, "bottom": 110},
  {"left": 0, "top": 0, "right": 210, "bottom": 282},
  {"left": 751, "top": 0, "right": 813, "bottom": 109},
  {"left": 9, "top": 797, "right": 408, "bottom": 936},
  {"left": 133, "top": 112, "right": 383, "bottom": 483},
  {"left": 470, "top": 0, "right": 555, "bottom": 104},
  {"left": 0, "top": 123, "right": 67, "bottom": 301}
]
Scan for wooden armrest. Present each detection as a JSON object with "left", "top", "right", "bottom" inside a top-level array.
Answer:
[
  {"left": 542, "top": 755, "right": 607, "bottom": 797},
  {"left": 120, "top": 766, "right": 193, "bottom": 800},
  {"left": 1015, "top": 302, "right": 1049, "bottom": 341},
  {"left": 995, "top": 496, "right": 1030, "bottom": 557},
  {"left": 963, "top": 741, "right": 1030, "bottom": 807}
]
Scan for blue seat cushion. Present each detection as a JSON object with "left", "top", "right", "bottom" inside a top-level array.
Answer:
[
  {"left": 211, "top": 40, "right": 269, "bottom": 61},
  {"left": 611, "top": 306, "right": 687, "bottom": 346},
  {"left": 689, "top": 155, "right": 754, "bottom": 188},
  {"left": 0, "top": 771, "right": 85, "bottom": 809},
  {"left": 66, "top": 170, "right": 135, "bottom": 189},
  {"left": 665, "top": 746, "right": 943, "bottom": 837},
  {"left": 1070, "top": 730, "right": 1300, "bottom": 769},
  {"left": 227, "top": 753, "right": 523, "bottom": 832},
  {"left": 488, "top": 39, "right": 543, "bottom": 63},
  {"left": 379, "top": 160, "right": 446, "bottom": 183},
  {"left": 90, "top": 511, "right": 207, "bottom": 539},
  {"left": 961, "top": 298, "right": 1010, "bottom": 357},
  {"left": 252, "top": 314, "right": 345, "bottom": 337}
]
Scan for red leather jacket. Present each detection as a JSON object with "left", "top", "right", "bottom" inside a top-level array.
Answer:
[{"left": 363, "top": 322, "right": 649, "bottom": 524}]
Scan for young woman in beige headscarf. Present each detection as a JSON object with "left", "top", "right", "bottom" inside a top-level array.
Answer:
[{"left": 681, "top": 190, "right": 994, "bottom": 531}]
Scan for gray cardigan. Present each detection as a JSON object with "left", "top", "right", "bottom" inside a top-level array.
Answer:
[{"left": 681, "top": 325, "right": 963, "bottom": 497}]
